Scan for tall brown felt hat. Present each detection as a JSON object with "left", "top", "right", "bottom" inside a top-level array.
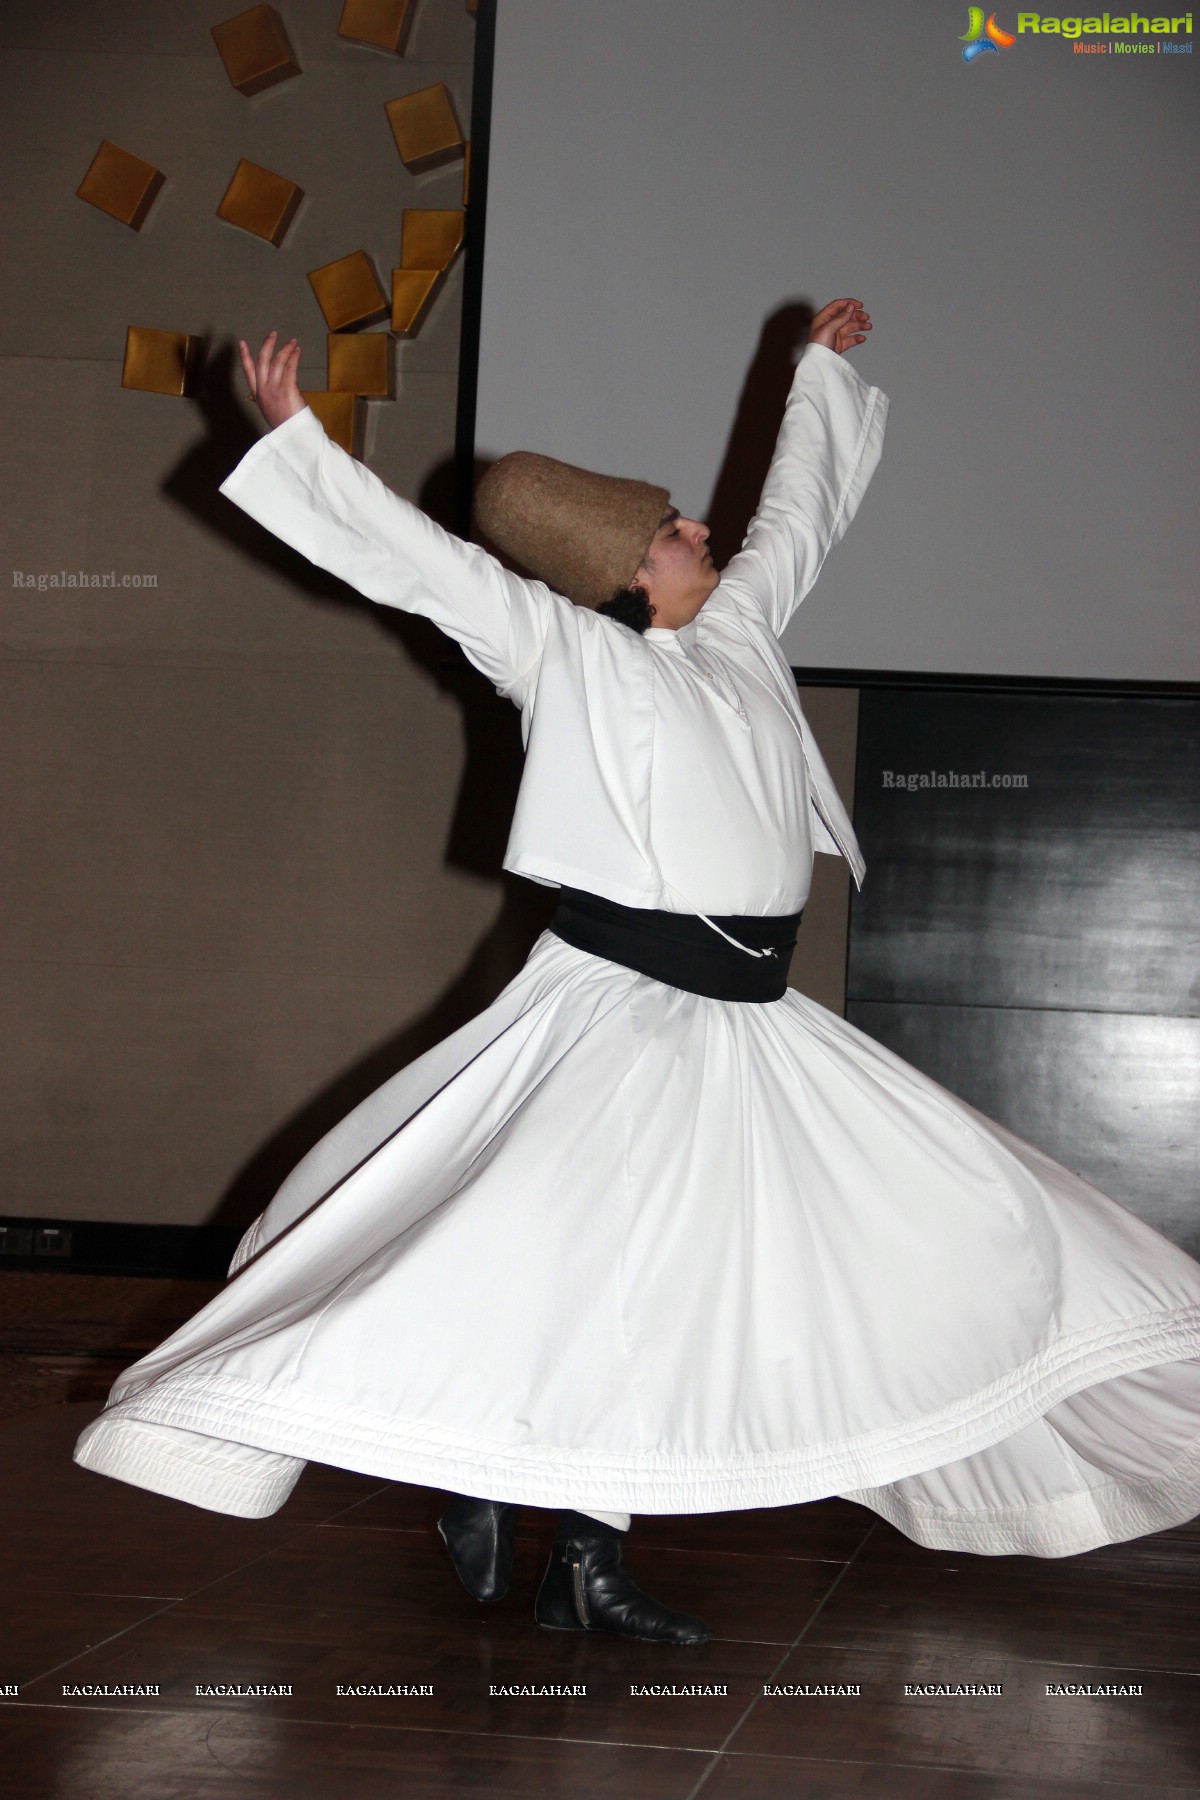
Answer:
[{"left": 474, "top": 452, "right": 669, "bottom": 610}]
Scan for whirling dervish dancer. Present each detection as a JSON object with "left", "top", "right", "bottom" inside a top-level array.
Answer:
[{"left": 76, "top": 300, "right": 1200, "bottom": 1647}]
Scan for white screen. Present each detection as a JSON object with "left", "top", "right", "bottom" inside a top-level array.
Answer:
[{"left": 475, "top": 0, "right": 1198, "bottom": 679}]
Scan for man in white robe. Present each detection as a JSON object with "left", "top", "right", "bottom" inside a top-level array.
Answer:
[{"left": 74, "top": 301, "right": 1200, "bottom": 1647}]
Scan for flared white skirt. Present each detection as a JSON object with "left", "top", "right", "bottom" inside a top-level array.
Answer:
[{"left": 75, "top": 932, "right": 1200, "bottom": 1557}]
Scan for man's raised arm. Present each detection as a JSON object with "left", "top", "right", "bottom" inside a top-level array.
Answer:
[
  {"left": 718, "top": 299, "right": 889, "bottom": 641},
  {"left": 219, "top": 333, "right": 553, "bottom": 704}
]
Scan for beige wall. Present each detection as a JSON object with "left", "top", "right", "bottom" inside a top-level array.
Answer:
[
  {"left": 1, "top": 0, "right": 487, "bottom": 1227},
  {"left": 0, "top": 1, "right": 857, "bottom": 1232}
]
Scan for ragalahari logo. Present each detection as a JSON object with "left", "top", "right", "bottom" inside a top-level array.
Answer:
[{"left": 961, "top": 8, "right": 1018, "bottom": 58}]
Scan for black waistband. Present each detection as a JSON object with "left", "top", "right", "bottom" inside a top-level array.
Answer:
[{"left": 550, "top": 888, "right": 802, "bottom": 1003}]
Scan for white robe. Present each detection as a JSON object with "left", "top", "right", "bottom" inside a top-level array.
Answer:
[{"left": 74, "top": 348, "right": 1200, "bottom": 1556}]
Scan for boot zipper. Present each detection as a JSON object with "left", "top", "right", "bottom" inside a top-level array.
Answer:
[{"left": 569, "top": 1550, "right": 590, "bottom": 1627}]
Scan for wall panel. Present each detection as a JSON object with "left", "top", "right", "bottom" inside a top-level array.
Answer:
[{"left": 848, "top": 686, "right": 1200, "bottom": 1249}]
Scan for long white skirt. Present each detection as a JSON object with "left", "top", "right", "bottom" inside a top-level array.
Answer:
[{"left": 75, "top": 932, "right": 1200, "bottom": 1556}]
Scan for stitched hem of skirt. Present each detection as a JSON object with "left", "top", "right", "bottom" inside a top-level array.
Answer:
[
  {"left": 74, "top": 1416, "right": 304, "bottom": 1519},
  {"left": 80, "top": 1308, "right": 1200, "bottom": 1523},
  {"left": 844, "top": 1430, "right": 1200, "bottom": 1558}
]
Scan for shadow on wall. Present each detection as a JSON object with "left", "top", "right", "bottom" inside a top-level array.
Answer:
[
  {"left": 704, "top": 301, "right": 815, "bottom": 567},
  {"left": 161, "top": 345, "right": 557, "bottom": 1234}
]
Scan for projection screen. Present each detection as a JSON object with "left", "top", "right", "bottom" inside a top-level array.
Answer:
[{"left": 473, "top": 0, "right": 1198, "bottom": 680}]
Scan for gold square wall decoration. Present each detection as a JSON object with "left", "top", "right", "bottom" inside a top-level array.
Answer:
[
  {"left": 76, "top": 141, "right": 165, "bottom": 230},
  {"left": 327, "top": 332, "right": 392, "bottom": 397},
  {"left": 211, "top": 5, "right": 301, "bottom": 95},
  {"left": 217, "top": 159, "right": 303, "bottom": 245},
  {"left": 390, "top": 268, "right": 442, "bottom": 337},
  {"left": 384, "top": 82, "right": 465, "bottom": 171},
  {"left": 307, "top": 252, "right": 389, "bottom": 330},
  {"left": 302, "top": 390, "right": 363, "bottom": 455},
  {"left": 401, "top": 209, "right": 464, "bottom": 273},
  {"left": 338, "top": 0, "right": 416, "bottom": 54},
  {"left": 121, "top": 327, "right": 202, "bottom": 397}
]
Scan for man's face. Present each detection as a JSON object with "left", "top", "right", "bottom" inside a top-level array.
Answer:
[{"left": 636, "top": 507, "right": 719, "bottom": 629}]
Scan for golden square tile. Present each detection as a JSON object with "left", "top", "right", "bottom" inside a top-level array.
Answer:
[
  {"left": 467, "top": 0, "right": 478, "bottom": 13},
  {"left": 384, "top": 82, "right": 465, "bottom": 172},
  {"left": 211, "top": 4, "right": 301, "bottom": 95},
  {"left": 302, "top": 390, "right": 363, "bottom": 455},
  {"left": 338, "top": 0, "right": 416, "bottom": 53},
  {"left": 400, "top": 209, "right": 464, "bottom": 273},
  {"left": 216, "top": 159, "right": 302, "bottom": 245},
  {"left": 307, "top": 252, "right": 389, "bottom": 331},
  {"left": 390, "top": 267, "right": 442, "bottom": 337},
  {"left": 121, "top": 327, "right": 202, "bottom": 397},
  {"left": 76, "top": 140, "right": 165, "bottom": 230},
  {"left": 327, "top": 332, "right": 392, "bottom": 397}
]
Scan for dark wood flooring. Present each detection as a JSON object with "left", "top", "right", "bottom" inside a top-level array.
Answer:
[
  {"left": 2, "top": 1397, "right": 1199, "bottom": 1798},
  {"left": 0, "top": 1273, "right": 224, "bottom": 1421}
]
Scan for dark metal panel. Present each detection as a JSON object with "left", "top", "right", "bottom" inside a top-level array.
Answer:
[
  {"left": 848, "top": 692, "right": 1200, "bottom": 1016},
  {"left": 846, "top": 1001, "right": 1200, "bottom": 1255}
]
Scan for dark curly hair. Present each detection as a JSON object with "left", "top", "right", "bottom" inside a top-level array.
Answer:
[{"left": 596, "top": 582, "right": 656, "bottom": 634}]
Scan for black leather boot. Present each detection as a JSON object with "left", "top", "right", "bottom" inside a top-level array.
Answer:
[
  {"left": 534, "top": 1530, "right": 711, "bottom": 1645},
  {"left": 437, "top": 1495, "right": 519, "bottom": 1602}
]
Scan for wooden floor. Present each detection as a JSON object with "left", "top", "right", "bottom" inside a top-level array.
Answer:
[
  {"left": 2, "top": 1395, "right": 1199, "bottom": 1799},
  {"left": 1, "top": 1274, "right": 1197, "bottom": 1796}
]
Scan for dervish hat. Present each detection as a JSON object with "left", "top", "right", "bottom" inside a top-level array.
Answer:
[{"left": 474, "top": 452, "right": 670, "bottom": 611}]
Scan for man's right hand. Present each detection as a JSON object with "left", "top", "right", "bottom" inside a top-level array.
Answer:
[{"left": 237, "top": 331, "right": 307, "bottom": 431}]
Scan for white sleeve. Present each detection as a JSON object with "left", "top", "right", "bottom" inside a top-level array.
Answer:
[
  {"left": 717, "top": 343, "right": 889, "bottom": 640},
  {"left": 219, "top": 407, "right": 555, "bottom": 702}
]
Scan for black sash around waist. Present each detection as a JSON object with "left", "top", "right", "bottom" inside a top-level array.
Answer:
[{"left": 550, "top": 888, "right": 802, "bottom": 1003}]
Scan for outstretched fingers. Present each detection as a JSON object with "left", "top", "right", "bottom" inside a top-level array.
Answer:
[
  {"left": 236, "top": 331, "right": 306, "bottom": 429},
  {"left": 812, "top": 298, "right": 863, "bottom": 339},
  {"left": 836, "top": 302, "right": 872, "bottom": 354},
  {"left": 269, "top": 337, "right": 300, "bottom": 395},
  {"left": 236, "top": 331, "right": 305, "bottom": 427},
  {"left": 837, "top": 316, "right": 871, "bottom": 352},
  {"left": 273, "top": 339, "right": 301, "bottom": 406},
  {"left": 256, "top": 329, "right": 281, "bottom": 396},
  {"left": 807, "top": 298, "right": 873, "bottom": 355},
  {"left": 236, "top": 338, "right": 258, "bottom": 398}
]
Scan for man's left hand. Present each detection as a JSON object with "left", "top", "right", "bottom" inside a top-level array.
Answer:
[{"left": 809, "top": 299, "right": 872, "bottom": 354}]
